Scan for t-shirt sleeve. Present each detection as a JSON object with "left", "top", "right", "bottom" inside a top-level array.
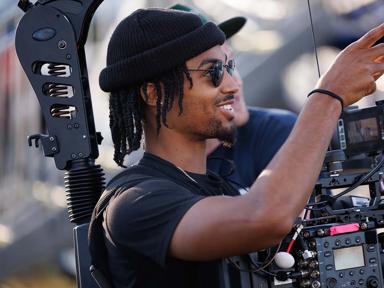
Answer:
[{"left": 104, "top": 178, "right": 204, "bottom": 268}]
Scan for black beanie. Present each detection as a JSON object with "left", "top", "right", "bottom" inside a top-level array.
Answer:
[{"left": 99, "top": 8, "right": 226, "bottom": 92}]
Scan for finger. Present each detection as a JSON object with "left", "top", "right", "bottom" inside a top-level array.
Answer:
[
  {"left": 374, "top": 55, "right": 384, "bottom": 64},
  {"left": 368, "top": 82, "right": 377, "bottom": 96},
  {"left": 371, "top": 63, "right": 384, "bottom": 74},
  {"left": 353, "top": 23, "right": 384, "bottom": 49},
  {"left": 362, "top": 82, "right": 377, "bottom": 97},
  {"left": 369, "top": 43, "right": 384, "bottom": 60},
  {"left": 373, "top": 71, "right": 383, "bottom": 81}
]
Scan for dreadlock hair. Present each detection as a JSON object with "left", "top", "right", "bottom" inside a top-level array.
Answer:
[{"left": 109, "top": 63, "right": 193, "bottom": 167}]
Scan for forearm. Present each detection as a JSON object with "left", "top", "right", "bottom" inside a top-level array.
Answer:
[{"left": 247, "top": 93, "right": 341, "bottom": 229}]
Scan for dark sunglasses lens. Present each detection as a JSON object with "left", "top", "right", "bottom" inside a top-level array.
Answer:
[
  {"left": 227, "top": 60, "right": 235, "bottom": 75},
  {"left": 211, "top": 61, "right": 224, "bottom": 87}
]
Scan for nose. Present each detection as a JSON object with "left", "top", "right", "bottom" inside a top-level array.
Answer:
[
  {"left": 220, "top": 68, "right": 240, "bottom": 95},
  {"left": 233, "top": 69, "right": 243, "bottom": 87}
]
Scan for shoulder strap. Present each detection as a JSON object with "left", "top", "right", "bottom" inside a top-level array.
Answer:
[{"left": 88, "top": 165, "right": 154, "bottom": 287}]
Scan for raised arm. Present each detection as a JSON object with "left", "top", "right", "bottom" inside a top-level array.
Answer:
[{"left": 170, "top": 23, "right": 384, "bottom": 261}]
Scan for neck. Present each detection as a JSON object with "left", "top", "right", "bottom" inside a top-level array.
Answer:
[
  {"left": 144, "top": 125, "right": 207, "bottom": 174},
  {"left": 205, "top": 138, "right": 221, "bottom": 156}
]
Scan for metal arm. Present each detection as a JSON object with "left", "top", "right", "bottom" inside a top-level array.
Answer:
[{"left": 15, "top": 1, "right": 105, "bottom": 287}]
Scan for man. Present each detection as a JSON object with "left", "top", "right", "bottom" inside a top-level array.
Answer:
[
  {"left": 171, "top": 4, "right": 297, "bottom": 191},
  {"left": 96, "top": 8, "right": 384, "bottom": 288}
]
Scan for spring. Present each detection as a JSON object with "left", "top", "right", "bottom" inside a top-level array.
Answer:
[
  {"left": 48, "top": 63, "right": 69, "bottom": 76},
  {"left": 50, "top": 104, "right": 76, "bottom": 119},
  {"left": 43, "top": 83, "right": 73, "bottom": 98},
  {"left": 65, "top": 163, "right": 105, "bottom": 224}
]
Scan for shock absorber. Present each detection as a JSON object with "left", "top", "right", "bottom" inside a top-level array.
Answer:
[{"left": 65, "top": 159, "right": 105, "bottom": 225}]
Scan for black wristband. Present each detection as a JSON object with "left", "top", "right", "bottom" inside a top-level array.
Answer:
[{"left": 307, "top": 89, "right": 344, "bottom": 110}]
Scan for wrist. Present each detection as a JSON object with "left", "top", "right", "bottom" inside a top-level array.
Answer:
[
  {"left": 306, "top": 91, "right": 342, "bottom": 116},
  {"left": 307, "top": 89, "right": 344, "bottom": 111}
]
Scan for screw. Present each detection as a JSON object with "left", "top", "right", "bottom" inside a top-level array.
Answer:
[
  {"left": 71, "top": 153, "right": 77, "bottom": 159},
  {"left": 83, "top": 135, "right": 87, "bottom": 139},
  {"left": 49, "top": 136, "right": 55, "bottom": 142},
  {"left": 67, "top": 124, "right": 72, "bottom": 129},
  {"left": 66, "top": 54, "right": 71, "bottom": 60},
  {"left": 74, "top": 123, "right": 80, "bottom": 129},
  {"left": 51, "top": 147, "right": 57, "bottom": 152},
  {"left": 78, "top": 153, "right": 83, "bottom": 157},
  {"left": 58, "top": 40, "right": 67, "bottom": 49}
]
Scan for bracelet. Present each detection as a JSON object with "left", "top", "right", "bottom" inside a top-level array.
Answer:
[{"left": 307, "top": 89, "right": 344, "bottom": 110}]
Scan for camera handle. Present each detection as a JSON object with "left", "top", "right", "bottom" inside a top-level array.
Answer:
[{"left": 15, "top": 1, "right": 106, "bottom": 287}]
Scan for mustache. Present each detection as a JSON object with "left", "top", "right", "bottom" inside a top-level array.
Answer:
[
  {"left": 215, "top": 94, "right": 234, "bottom": 105},
  {"left": 223, "top": 94, "right": 234, "bottom": 101}
]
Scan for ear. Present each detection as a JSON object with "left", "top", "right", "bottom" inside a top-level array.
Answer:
[{"left": 140, "top": 83, "right": 159, "bottom": 107}]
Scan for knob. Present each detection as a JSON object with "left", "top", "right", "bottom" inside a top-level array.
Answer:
[
  {"left": 309, "top": 260, "right": 319, "bottom": 269},
  {"left": 310, "top": 270, "right": 320, "bottom": 279},
  {"left": 367, "top": 276, "right": 379, "bottom": 288},
  {"left": 326, "top": 278, "right": 337, "bottom": 288}
]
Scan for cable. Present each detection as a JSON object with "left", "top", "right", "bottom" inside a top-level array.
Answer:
[
  {"left": 226, "top": 257, "right": 276, "bottom": 277},
  {"left": 307, "top": 0, "right": 321, "bottom": 78},
  {"left": 226, "top": 241, "right": 282, "bottom": 278},
  {"left": 286, "top": 224, "right": 304, "bottom": 253},
  {"left": 306, "top": 156, "right": 384, "bottom": 209}
]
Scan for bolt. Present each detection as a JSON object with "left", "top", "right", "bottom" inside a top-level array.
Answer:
[
  {"left": 361, "top": 223, "right": 368, "bottom": 230},
  {"left": 71, "top": 153, "right": 77, "bottom": 159},
  {"left": 49, "top": 136, "right": 55, "bottom": 142},
  {"left": 316, "top": 229, "right": 325, "bottom": 236},
  {"left": 58, "top": 40, "right": 67, "bottom": 49},
  {"left": 78, "top": 152, "right": 83, "bottom": 157},
  {"left": 51, "top": 147, "right": 57, "bottom": 152}
]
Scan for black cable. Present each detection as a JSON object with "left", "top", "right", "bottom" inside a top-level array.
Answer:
[
  {"left": 226, "top": 257, "right": 277, "bottom": 277},
  {"left": 306, "top": 156, "right": 384, "bottom": 209},
  {"left": 307, "top": 0, "right": 321, "bottom": 78}
]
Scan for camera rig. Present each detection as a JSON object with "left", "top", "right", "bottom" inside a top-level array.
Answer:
[
  {"left": 259, "top": 102, "right": 384, "bottom": 288},
  {"left": 15, "top": 0, "right": 105, "bottom": 287}
]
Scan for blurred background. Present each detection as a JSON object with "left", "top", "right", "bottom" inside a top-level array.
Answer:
[{"left": 0, "top": 0, "right": 384, "bottom": 287}]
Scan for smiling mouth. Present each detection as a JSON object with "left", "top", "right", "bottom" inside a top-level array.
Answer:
[{"left": 222, "top": 104, "right": 234, "bottom": 112}]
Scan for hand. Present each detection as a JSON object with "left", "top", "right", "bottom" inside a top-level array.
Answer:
[{"left": 317, "top": 23, "right": 384, "bottom": 106}]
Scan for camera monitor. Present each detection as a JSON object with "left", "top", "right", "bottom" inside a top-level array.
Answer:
[{"left": 334, "top": 105, "right": 384, "bottom": 156}]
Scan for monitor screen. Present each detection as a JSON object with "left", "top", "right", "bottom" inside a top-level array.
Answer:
[
  {"left": 333, "top": 246, "right": 365, "bottom": 270},
  {"left": 347, "top": 117, "right": 378, "bottom": 144}
]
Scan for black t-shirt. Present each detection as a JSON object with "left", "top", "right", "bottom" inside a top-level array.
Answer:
[{"left": 103, "top": 153, "right": 239, "bottom": 288}]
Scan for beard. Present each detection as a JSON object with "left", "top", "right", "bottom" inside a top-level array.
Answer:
[{"left": 205, "top": 118, "right": 237, "bottom": 147}]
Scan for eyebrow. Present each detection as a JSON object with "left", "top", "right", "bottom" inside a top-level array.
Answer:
[{"left": 197, "top": 54, "right": 228, "bottom": 69}]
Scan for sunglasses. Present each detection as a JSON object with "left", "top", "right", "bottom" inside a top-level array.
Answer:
[{"left": 188, "top": 59, "right": 236, "bottom": 87}]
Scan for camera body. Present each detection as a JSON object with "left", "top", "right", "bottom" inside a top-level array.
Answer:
[{"left": 264, "top": 102, "right": 384, "bottom": 288}]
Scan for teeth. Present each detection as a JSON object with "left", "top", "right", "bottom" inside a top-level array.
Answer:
[{"left": 223, "top": 104, "right": 233, "bottom": 111}]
